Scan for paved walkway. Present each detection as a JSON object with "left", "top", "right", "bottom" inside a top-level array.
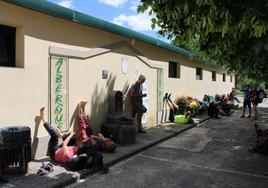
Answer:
[
  {"left": 0, "top": 115, "right": 209, "bottom": 188},
  {"left": 72, "top": 107, "right": 268, "bottom": 188}
]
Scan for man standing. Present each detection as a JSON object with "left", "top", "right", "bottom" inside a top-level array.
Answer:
[
  {"left": 241, "top": 85, "right": 252, "bottom": 118},
  {"left": 130, "top": 75, "right": 147, "bottom": 133}
]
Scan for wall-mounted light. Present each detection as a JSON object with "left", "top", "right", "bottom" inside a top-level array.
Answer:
[
  {"left": 121, "top": 57, "right": 128, "bottom": 74},
  {"left": 102, "top": 70, "right": 108, "bottom": 79}
]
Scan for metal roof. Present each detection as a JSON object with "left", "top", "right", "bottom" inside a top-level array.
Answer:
[{"left": 3, "top": 0, "right": 192, "bottom": 58}]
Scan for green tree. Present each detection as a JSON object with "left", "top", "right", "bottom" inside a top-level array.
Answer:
[{"left": 138, "top": 0, "right": 268, "bottom": 81}]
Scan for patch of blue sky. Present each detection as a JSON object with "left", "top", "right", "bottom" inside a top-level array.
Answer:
[{"left": 47, "top": 0, "right": 170, "bottom": 43}]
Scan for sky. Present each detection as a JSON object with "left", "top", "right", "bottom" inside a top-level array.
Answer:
[{"left": 47, "top": 0, "right": 169, "bottom": 43}]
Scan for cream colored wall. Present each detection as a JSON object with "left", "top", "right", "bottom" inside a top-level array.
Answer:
[
  {"left": 0, "top": 1, "right": 234, "bottom": 140},
  {"left": 0, "top": 2, "right": 160, "bottom": 136},
  {"left": 148, "top": 58, "right": 234, "bottom": 101},
  {"left": 68, "top": 52, "right": 157, "bottom": 132}
]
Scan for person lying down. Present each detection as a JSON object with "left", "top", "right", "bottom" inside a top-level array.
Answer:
[{"left": 39, "top": 107, "right": 109, "bottom": 173}]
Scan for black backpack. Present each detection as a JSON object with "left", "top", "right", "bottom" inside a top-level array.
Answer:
[{"left": 257, "top": 89, "right": 265, "bottom": 103}]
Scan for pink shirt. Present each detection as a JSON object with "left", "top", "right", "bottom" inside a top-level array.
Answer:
[{"left": 55, "top": 146, "right": 76, "bottom": 164}]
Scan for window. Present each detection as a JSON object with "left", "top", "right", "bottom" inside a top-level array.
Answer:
[
  {"left": 223, "top": 74, "right": 226, "bottom": 82},
  {"left": 196, "top": 67, "right": 203, "bottom": 80},
  {"left": 0, "top": 24, "right": 16, "bottom": 67},
  {"left": 168, "top": 61, "right": 180, "bottom": 78},
  {"left": 212, "top": 71, "right": 216, "bottom": 81},
  {"left": 230, "top": 75, "right": 233, "bottom": 82}
]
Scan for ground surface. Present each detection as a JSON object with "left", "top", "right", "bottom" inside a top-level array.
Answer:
[{"left": 71, "top": 107, "right": 268, "bottom": 188}]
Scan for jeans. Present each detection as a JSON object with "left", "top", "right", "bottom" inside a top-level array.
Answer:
[{"left": 44, "top": 123, "right": 59, "bottom": 160}]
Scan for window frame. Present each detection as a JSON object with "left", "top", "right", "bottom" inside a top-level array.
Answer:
[
  {"left": 0, "top": 24, "right": 16, "bottom": 67},
  {"left": 196, "top": 67, "right": 203, "bottom": 80},
  {"left": 223, "top": 73, "right": 226, "bottom": 82},
  {"left": 212, "top": 71, "right": 216, "bottom": 81},
  {"left": 168, "top": 61, "right": 180, "bottom": 78}
]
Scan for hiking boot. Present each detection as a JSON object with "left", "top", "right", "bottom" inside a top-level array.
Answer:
[
  {"left": 247, "top": 115, "right": 251, "bottom": 118},
  {"left": 240, "top": 115, "right": 245, "bottom": 118}
]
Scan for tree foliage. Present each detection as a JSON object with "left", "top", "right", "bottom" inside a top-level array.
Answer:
[{"left": 138, "top": 0, "right": 268, "bottom": 81}]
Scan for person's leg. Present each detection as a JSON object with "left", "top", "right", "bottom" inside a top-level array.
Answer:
[
  {"left": 252, "top": 104, "right": 257, "bottom": 119},
  {"left": 43, "top": 123, "right": 60, "bottom": 159},
  {"left": 136, "top": 106, "right": 147, "bottom": 132},
  {"left": 241, "top": 100, "right": 246, "bottom": 117},
  {"left": 40, "top": 107, "right": 59, "bottom": 159},
  {"left": 77, "top": 116, "right": 90, "bottom": 144},
  {"left": 234, "top": 97, "right": 240, "bottom": 103},
  {"left": 136, "top": 111, "right": 143, "bottom": 131},
  {"left": 214, "top": 107, "right": 220, "bottom": 118},
  {"left": 247, "top": 102, "right": 252, "bottom": 118}
]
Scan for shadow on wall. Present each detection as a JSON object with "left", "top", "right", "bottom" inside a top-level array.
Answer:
[
  {"left": 31, "top": 116, "right": 41, "bottom": 160},
  {"left": 122, "top": 83, "right": 132, "bottom": 119},
  {"left": 65, "top": 74, "right": 133, "bottom": 134},
  {"left": 88, "top": 74, "right": 133, "bottom": 133},
  {"left": 89, "top": 74, "right": 116, "bottom": 133},
  {"left": 69, "top": 104, "right": 80, "bottom": 132}
]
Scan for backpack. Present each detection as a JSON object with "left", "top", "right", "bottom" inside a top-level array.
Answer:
[{"left": 257, "top": 89, "right": 265, "bottom": 103}]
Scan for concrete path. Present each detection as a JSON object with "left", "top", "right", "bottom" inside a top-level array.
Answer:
[{"left": 72, "top": 108, "right": 268, "bottom": 188}]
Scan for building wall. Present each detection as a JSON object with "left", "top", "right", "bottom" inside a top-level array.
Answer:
[{"left": 0, "top": 2, "right": 234, "bottom": 158}]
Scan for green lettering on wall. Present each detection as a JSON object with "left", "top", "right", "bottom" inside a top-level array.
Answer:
[
  {"left": 55, "top": 84, "right": 63, "bottom": 93},
  {"left": 55, "top": 95, "right": 63, "bottom": 104},
  {"left": 55, "top": 114, "right": 63, "bottom": 124},
  {"left": 56, "top": 74, "right": 63, "bottom": 84},
  {"left": 54, "top": 57, "right": 64, "bottom": 129}
]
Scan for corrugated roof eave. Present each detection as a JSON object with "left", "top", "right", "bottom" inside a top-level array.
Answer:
[{"left": 3, "top": 0, "right": 192, "bottom": 58}]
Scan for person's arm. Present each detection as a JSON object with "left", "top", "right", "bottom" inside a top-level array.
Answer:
[
  {"left": 61, "top": 132, "right": 75, "bottom": 157},
  {"left": 130, "top": 84, "right": 146, "bottom": 98}
]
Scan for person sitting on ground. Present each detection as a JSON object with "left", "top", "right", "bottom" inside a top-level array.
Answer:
[
  {"left": 219, "top": 96, "right": 232, "bottom": 116},
  {"left": 229, "top": 87, "right": 240, "bottom": 103},
  {"left": 207, "top": 101, "right": 220, "bottom": 119},
  {"left": 202, "top": 94, "right": 214, "bottom": 106}
]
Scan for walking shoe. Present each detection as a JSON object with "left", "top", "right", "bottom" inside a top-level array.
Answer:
[
  {"left": 247, "top": 115, "right": 251, "bottom": 118},
  {"left": 240, "top": 115, "right": 245, "bottom": 118}
]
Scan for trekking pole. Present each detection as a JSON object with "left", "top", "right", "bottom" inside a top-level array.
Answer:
[
  {"left": 164, "top": 93, "right": 169, "bottom": 122},
  {"left": 160, "top": 94, "right": 166, "bottom": 123}
]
